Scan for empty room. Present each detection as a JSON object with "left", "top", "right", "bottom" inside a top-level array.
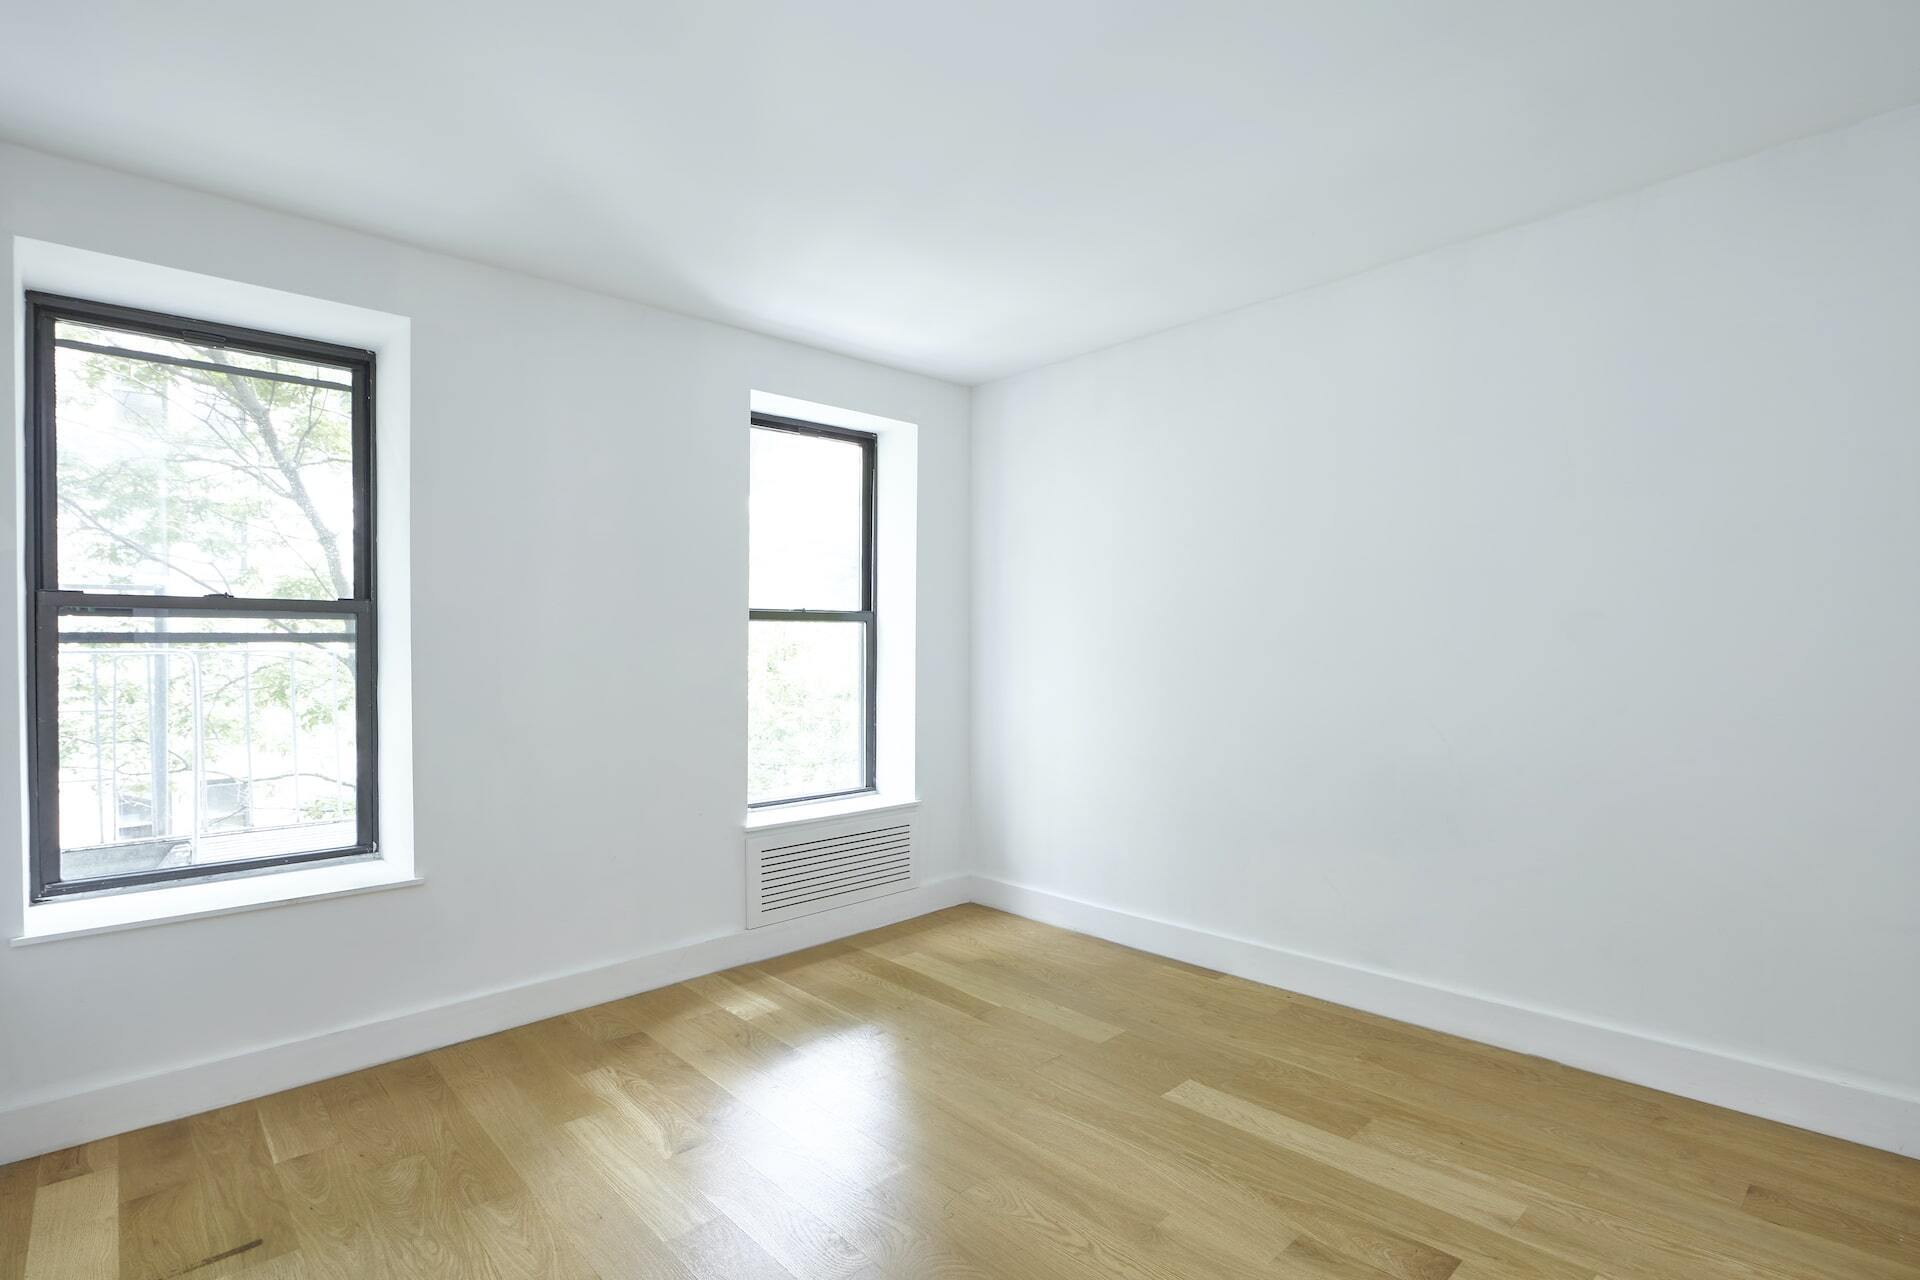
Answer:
[{"left": 1, "top": 2, "right": 1917, "bottom": 1277}]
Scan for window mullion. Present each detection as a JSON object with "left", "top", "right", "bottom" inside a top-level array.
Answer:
[
  {"left": 44, "top": 590, "right": 366, "bottom": 616},
  {"left": 749, "top": 608, "right": 873, "bottom": 623}
]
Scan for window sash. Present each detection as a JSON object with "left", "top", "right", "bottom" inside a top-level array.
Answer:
[
  {"left": 748, "top": 414, "right": 878, "bottom": 807},
  {"left": 24, "top": 293, "right": 379, "bottom": 900}
]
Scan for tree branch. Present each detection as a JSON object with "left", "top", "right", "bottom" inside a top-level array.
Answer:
[
  {"left": 55, "top": 493, "right": 235, "bottom": 594},
  {"left": 200, "top": 356, "right": 351, "bottom": 598}
]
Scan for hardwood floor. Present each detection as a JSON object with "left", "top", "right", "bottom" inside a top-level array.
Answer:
[{"left": 6, "top": 904, "right": 1918, "bottom": 1278}]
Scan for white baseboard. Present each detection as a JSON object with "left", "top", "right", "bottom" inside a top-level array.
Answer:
[
  {"left": 968, "top": 875, "right": 1920, "bottom": 1158},
  {"left": 0, "top": 875, "right": 970, "bottom": 1166},
  {"left": 11, "top": 870, "right": 1914, "bottom": 1165}
]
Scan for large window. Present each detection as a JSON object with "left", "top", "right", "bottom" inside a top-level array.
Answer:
[
  {"left": 748, "top": 413, "right": 876, "bottom": 806},
  {"left": 25, "top": 293, "right": 377, "bottom": 899}
]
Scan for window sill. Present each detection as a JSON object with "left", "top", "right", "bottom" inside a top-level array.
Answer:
[
  {"left": 745, "top": 793, "right": 919, "bottom": 834},
  {"left": 12, "top": 858, "right": 421, "bottom": 945}
]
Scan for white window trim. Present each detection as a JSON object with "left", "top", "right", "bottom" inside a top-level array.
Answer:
[
  {"left": 747, "top": 390, "right": 917, "bottom": 827},
  {"left": 11, "top": 858, "right": 421, "bottom": 945},
  {"left": 8, "top": 237, "right": 415, "bottom": 941},
  {"left": 745, "top": 794, "right": 919, "bottom": 834}
]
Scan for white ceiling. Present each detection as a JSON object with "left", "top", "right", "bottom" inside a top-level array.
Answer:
[{"left": 3, "top": 2, "right": 1918, "bottom": 384}]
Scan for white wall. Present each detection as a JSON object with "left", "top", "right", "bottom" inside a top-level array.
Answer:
[
  {"left": 7, "top": 101, "right": 1918, "bottom": 1160},
  {"left": 0, "top": 142, "right": 971, "bottom": 1144},
  {"left": 972, "top": 108, "right": 1920, "bottom": 1132}
]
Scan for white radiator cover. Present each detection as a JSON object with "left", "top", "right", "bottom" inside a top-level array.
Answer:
[{"left": 746, "top": 807, "right": 917, "bottom": 927}]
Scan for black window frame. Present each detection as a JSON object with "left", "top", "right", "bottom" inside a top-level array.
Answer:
[
  {"left": 25, "top": 291, "right": 379, "bottom": 901},
  {"left": 748, "top": 412, "right": 878, "bottom": 808}
]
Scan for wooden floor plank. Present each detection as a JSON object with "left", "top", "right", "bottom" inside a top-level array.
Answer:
[
  {"left": 5, "top": 904, "right": 1916, "bottom": 1279},
  {"left": 23, "top": 1167, "right": 117, "bottom": 1280},
  {"left": 1164, "top": 1078, "right": 1531, "bottom": 1230}
]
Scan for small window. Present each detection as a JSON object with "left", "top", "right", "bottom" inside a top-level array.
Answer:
[
  {"left": 748, "top": 414, "right": 876, "bottom": 806},
  {"left": 25, "top": 293, "right": 378, "bottom": 899}
]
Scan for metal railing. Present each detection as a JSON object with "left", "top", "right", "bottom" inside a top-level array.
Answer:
[{"left": 67, "top": 644, "right": 352, "bottom": 868}]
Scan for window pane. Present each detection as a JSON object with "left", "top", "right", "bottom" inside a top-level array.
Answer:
[
  {"left": 749, "top": 428, "right": 864, "bottom": 610},
  {"left": 749, "top": 620, "right": 866, "bottom": 804},
  {"left": 55, "top": 321, "right": 353, "bottom": 385},
  {"left": 53, "top": 319, "right": 357, "bottom": 600},
  {"left": 55, "top": 610, "right": 360, "bottom": 883}
]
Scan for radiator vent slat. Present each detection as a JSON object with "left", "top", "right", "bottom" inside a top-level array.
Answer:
[
  {"left": 747, "top": 809, "right": 916, "bottom": 927},
  {"left": 762, "top": 839, "right": 910, "bottom": 870},
  {"left": 763, "top": 863, "right": 911, "bottom": 903},
  {"left": 763, "top": 834, "right": 912, "bottom": 864},
  {"left": 763, "top": 828, "right": 912, "bottom": 854},
  {"left": 765, "top": 872, "right": 911, "bottom": 908},
  {"left": 760, "top": 825, "right": 910, "bottom": 855},
  {"left": 762, "top": 844, "right": 910, "bottom": 884}
]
